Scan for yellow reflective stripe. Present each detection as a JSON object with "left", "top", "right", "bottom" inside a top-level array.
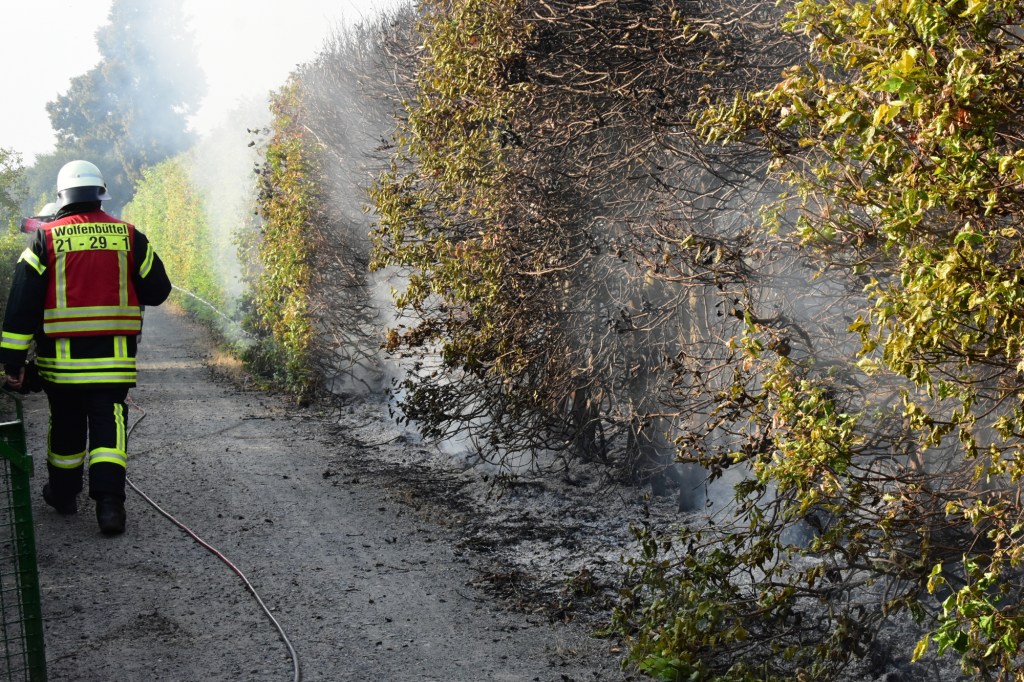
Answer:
[
  {"left": 44, "top": 306, "right": 141, "bottom": 321},
  {"left": 57, "top": 338, "right": 70, "bottom": 361},
  {"left": 139, "top": 242, "right": 154, "bottom": 277},
  {"left": 48, "top": 450, "right": 86, "bottom": 469},
  {"left": 118, "top": 250, "right": 128, "bottom": 306},
  {"left": 37, "top": 371, "right": 137, "bottom": 384},
  {"left": 115, "top": 403, "right": 125, "bottom": 453},
  {"left": 43, "top": 305, "right": 142, "bottom": 335},
  {"left": 0, "top": 331, "right": 33, "bottom": 351},
  {"left": 44, "top": 320, "right": 143, "bottom": 334},
  {"left": 55, "top": 252, "right": 67, "bottom": 308},
  {"left": 89, "top": 447, "right": 127, "bottom": 468},
  {"left": 18, "top": 248, "right": 44, "bottom": 275},
  {"left": 115, "top": 335, "right": 128, "bottom": 358},
  {"left": 37, "top": 357, "right": 136, "bottom": 370}
]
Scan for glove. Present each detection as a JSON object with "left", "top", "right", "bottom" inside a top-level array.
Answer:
[{"left": 23, "top": 361, "right": 42, "bottom": 393}]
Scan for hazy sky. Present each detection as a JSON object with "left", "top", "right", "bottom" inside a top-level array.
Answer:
[{"left": 2, "top": 0, "right": 398, "bottom": 164}]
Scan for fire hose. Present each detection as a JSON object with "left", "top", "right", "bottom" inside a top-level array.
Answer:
[
  {"left": 13, "top": 285, "right": 295, "bottom": 677},
  {"left": 125, "top": 400, "right": 301, "bottom": 682}
]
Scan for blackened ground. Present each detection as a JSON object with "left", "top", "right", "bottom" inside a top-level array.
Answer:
[{"left": 323, "top": 403, "right": 966, "bottom": 682}]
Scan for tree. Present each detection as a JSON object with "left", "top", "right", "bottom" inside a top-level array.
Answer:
[{"left": 45, "top": 0, "right": 205, "bottom": 212}]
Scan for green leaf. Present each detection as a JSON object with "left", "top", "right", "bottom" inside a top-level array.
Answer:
[{"left": 953, "top": 231, "right": 983, "bottom": 246}]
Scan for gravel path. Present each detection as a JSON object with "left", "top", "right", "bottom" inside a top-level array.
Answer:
[{"left": 28, "top": 306, "right": 631, "bottom": 682}]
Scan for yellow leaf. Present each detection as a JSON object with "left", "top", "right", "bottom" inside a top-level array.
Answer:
[
  {"left": 912, "top": 634, "right": 930, "bottom": 662},
  {"left": 873, "top": 103, "right": 890, "bottom": 127},
  {"left": 899, "top": 49, "right": 917, "bottom": 75}
]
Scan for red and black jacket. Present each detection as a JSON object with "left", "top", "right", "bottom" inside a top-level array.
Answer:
[{"left": 0, "top": 204, "right": 171, "bottom": 387}]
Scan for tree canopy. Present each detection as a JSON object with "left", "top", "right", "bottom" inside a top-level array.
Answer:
[{"left": 43, "top": 0, "right": 205, "bottom": 212}]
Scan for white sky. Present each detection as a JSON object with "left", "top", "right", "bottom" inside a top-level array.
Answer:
[{"left": 0, "top": 0, "right": 399, "bottom": 164}]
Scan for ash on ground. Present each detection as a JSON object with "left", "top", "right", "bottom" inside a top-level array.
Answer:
[{"left": 328, "top": 396, "right": 968, "bottom": 682}]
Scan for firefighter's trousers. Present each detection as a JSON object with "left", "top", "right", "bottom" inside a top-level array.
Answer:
[{"left": 44, "top": 386, "right": 130, "bottom": 501}]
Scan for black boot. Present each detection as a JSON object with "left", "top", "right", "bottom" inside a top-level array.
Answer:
[
  {"left": 42, "top": 484, "right": 78, "bottom": 515},
  {"left": 96, "top": 496, "right": 126, "bottom": 536}
]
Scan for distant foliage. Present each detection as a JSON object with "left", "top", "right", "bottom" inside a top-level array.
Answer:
[
  {"left": 0, "top": 226, "right": 25, "bottom": 324},
  {"left": 0, "top": 149, "right": 26, "bottom": 322},
  {"left": 123, "top": 158, "right": 224, "bottom": 324},
  {"left": 0, "top": 149, "right": 24, "bottom": 221}
]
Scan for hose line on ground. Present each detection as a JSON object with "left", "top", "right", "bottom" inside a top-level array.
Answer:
[{"left": 124, "top": 400, "right": 301, "bottom": 682}]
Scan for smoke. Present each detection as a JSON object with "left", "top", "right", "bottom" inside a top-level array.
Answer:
[
  {"left": 180, "top": 0, "right": 402, "bottom": 139},
  {"left": 186, "top": 97, "right": 269, "bottom": 307},
  {"left": 258, "top": 9, "right": 421, "bottom": 404},
  {"left": 140, "top": 2, "right": 405, "bottom": 347}
]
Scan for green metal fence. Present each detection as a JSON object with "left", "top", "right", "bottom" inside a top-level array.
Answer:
[{"left": 0, "top": 392, "right": 46, "bottom": 681}]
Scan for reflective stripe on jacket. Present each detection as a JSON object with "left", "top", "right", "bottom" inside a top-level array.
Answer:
[{"left": 35, "top": 336, "right": 138, "bottom": 385}]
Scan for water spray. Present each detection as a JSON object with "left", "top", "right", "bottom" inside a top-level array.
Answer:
[{"left": 171, "top": 284, "right": 252, "bottom": 337}]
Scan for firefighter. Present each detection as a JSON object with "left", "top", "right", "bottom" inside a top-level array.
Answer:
[
  {"left": 0, "top": 160, "right": 171, "bottom": 535},
  {"left": 20, "top": 201, "right": 59, "bottom": 233}
]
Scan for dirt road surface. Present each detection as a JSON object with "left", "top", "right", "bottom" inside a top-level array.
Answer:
[{"left": 26, "top": 307, "right": 634, "bottom": 682}]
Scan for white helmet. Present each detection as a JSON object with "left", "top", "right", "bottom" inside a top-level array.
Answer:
[
  {"left": 36, "top": 202, "right": 59, "bottom": 219},
  {"left": 56, "top": 160, "right": 112, "bottom": 207}
]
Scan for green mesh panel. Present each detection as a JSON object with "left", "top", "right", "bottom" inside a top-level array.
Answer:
[{"left": 0, "top": 393, "right": 46, "bottom": 681}]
